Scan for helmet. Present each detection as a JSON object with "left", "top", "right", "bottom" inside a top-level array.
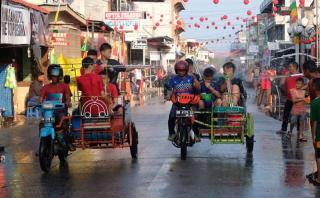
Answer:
[
  {"left": 47, "top": 64, "right": 63, "bottom": 80},
  {"left": 174, "top": 60, "right": 189, "bottom": 73},
  {"left": 185, "top": 58, "right": 194, "bottom": 66}
]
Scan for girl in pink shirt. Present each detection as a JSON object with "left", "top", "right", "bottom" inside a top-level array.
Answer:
[{"left": 289, "top": 78, "right": 307, "bottom": 142}]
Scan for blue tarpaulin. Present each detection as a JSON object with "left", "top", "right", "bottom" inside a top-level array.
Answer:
[{"left": 0, "top": 65, "right": 13, "bottom": 117}]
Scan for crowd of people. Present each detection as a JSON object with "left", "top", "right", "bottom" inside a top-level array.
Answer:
[
  {"left": 251, "top": 60, "right": 320, "bottom": 184},
  {"left": 25, "top": 41, "right": 320, "bottom": 184}
]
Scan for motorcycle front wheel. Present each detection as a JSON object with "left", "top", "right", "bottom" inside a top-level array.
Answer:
[{"left": 39, "top": 136, "right": 54, "bottom": 173}]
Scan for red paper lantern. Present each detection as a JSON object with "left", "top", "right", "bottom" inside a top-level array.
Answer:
[
  {"left": 161, "top": 14, "right": 164, "bottom": 18},
  {"left": 223, "top": 15, "right": 228, "bottom": 20},
  {"left": 176, "top": 20, "right": 182, "bottom": 26},
  {"left": 272, "top": 6, "right": 278, "bottom": 12},
  {"left": 119, "top": 25, "right": 123, "bottom": 29},
  {"left": 188, "top": 24, "right": 192, "bottom": 28},
  {"left": 205, "top": 17, "right": 208, "bottom": 21},
  {"left": 156, "top": 22, "right": 160, "bottom": 26},
  {"left": 251, "top": 16, "right": 255, "bottom": 20},
  {"left": 272, "top": 0, "right": 279, "bottom": 4},
  {"left": 175, "top": 16, "right": 179, "bottom": 19},
  {"left": 150, "top": 16, "right": 153, "bottom": 19},
  {"left": 101, "top": 26, "right": 106, "bottom": 31},
  {"left": 206, "top": 26, "right": 210, "bottom": 29},
  {"left": 211, "top": 22, "right": 215, "bottom": 26},
  {"left": 134, "top": 24, "right": 139, "bottom": 31},
  {"left": 227, "top": 21, "right": 231, "bottom": 26},
  {"left": 190, "top": 16, "right": 194, "bottom": 20},
  {"left": 247, "top": 10, "right": 252, "bottom": 16},
  {"left": 299, "top": 0, "right": 305, "bottom": 7},
  {"left": 153, "top": 26, "right": 157, "bottom": 30},
  {"left": 200, "top": 17, "right": 204, "bottom": 22},
  {"left": 213, "top": 0, "right": 219, "bottom": 4},
  {"left": 224, "top": 26, "right": 226, "bottom": 29},
  {"left": 244, "top": 0, "right": 249, "bottom": 5},
  {"left": 236, "top": 17, "right": 240, "bottom": 20},
  {"left": 169, "top": 21, "right": 172, "bottom": 24},
  {"left": 160, "top": 19, "right": 163, "bottom": 22},
  {"left": 147, "top": 13, "right": 150, "bottom": 16}
]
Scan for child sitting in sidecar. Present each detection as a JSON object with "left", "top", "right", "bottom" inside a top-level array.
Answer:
[{"left": 199, "top": 67, "right": 222, "bottom": 110}]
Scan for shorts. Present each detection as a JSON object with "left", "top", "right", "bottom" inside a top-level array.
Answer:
[{"left": 290, "top": 114, "right": 307, "bottom": 124}]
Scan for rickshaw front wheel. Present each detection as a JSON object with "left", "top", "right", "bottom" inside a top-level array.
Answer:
[
  {"left": 129, "top": 123, "right": 138, "bottom": 159},
  {"left": 246, "top": 136, "right": 254, "bottom": 153}
]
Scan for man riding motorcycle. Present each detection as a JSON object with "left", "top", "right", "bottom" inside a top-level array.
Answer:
[
  {"left": 40, "top": 64, "right": 74, "bottom": 151},
  {"left": 166, "top": 60, "right": 200, "bottom": 141}
]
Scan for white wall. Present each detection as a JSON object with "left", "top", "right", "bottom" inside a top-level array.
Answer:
[
  {"left": 133, "top": 0, "right": 174, "bottom": 39},
  {"left": 24, "top": 0, "right": 111, "bottom": 21},
  {"left": 70, "top": 0, "right": 111, "bottom": 21}
]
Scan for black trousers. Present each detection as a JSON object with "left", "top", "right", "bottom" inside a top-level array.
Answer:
[{"left": 281, "top": 100, "right": 293, "bottom": 131}]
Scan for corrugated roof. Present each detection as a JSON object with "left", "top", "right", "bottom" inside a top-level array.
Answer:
[{"left": 10, "top": 0, "right": 49, "bottom": 14}]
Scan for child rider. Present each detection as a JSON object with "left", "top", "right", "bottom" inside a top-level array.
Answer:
[{"left": 166, "top": 60, "right": 200, "bottom": 141}]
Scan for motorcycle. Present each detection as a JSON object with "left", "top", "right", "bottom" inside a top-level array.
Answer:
[
  {"left": 38, "top": 94, "right": 70, "bottom": 172},
  {"left": 171, "top": 94, "right": 200, "bottom": 160}
]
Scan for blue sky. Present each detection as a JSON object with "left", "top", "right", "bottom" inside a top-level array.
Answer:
[{"left": 180, "top": 0, "right": 262, "bottom": 53}]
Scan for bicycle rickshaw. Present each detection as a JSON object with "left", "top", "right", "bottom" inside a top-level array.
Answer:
[{"left": 38, "top": 65, "right": 141, "bottom": 173}]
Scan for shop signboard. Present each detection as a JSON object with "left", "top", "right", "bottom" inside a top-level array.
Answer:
[
  {"left": 49, "top": 33, "right": 71, "bottom": 46},
  {"left": 0, "top": 5, "right": 31, "bottom": 44},
  {"left": 105, "top": 11, "right": 144, "bottom": 32},
  {"left": 268, "top": 42, "right": 279, "bottom": 51},
  {"left": 30, "top": 10, "right": 48, "bottom": 46},
  {"left": 131, "top": 39, "right": 147, "bottom": 50}
]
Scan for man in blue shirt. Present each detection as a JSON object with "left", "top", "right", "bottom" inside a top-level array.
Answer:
[{"left": 166, "top": 60, "right": 200, "bottom": 141}]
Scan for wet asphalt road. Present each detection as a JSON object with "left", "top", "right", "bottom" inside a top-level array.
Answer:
[{"left": 0, "top": 97, "right": 320, "bottom": 198}]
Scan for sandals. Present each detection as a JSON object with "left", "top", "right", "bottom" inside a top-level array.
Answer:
[
  {"left": 306, "top": 172, "right": 320, "bottom": 186},
  {"left": 298, "top": 137, "right": 308, "bottom": 142}
]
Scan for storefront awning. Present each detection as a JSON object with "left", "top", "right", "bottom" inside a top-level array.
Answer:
[
  {"left": 147, "top": 36, "right": 174, "bottom": 48},
  {"left": 80, "top": 20, "right": 113, "bottom": 33}
]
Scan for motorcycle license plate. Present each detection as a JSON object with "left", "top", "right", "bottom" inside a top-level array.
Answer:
[{"left": 176, "top": 110, "right": 193, "bottom": 117}]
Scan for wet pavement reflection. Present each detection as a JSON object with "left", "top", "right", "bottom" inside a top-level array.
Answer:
[{"left": 0, "top": 97, "right": 319, "bottom": 197}]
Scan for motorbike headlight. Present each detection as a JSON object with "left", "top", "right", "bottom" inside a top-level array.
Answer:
[{"left": 42, "top": 103, "right": 54, "bottom": 109}]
